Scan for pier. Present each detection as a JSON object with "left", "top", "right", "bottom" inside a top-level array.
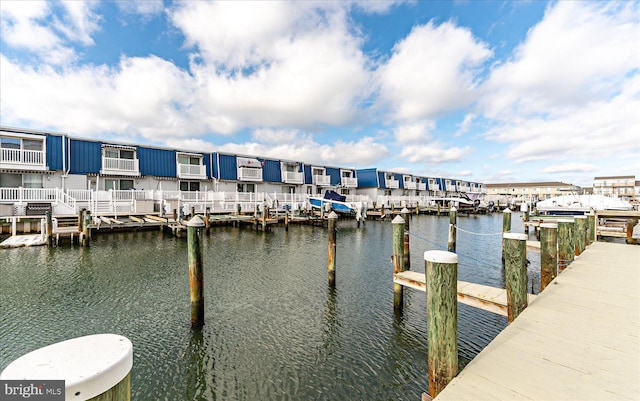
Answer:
[{"left": 433, "top": 241, "right": 639, "bottom": 400}]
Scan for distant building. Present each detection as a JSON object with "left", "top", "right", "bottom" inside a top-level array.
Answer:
[
  {"left": 485, "top": 181, "right": 580, "bottom": 204},
  {"left": 592, "top": 175, "right": 637, "bottom": 202}
]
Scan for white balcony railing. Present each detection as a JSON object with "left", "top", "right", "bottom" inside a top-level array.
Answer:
[
  {"left": 178, "top": 163, "right": 207, "bottom": 179},
  {"left": 404, "top": 181, "right": 416, "bottom": 190},
  {"left": 238, "top": 167, "right": 263, "bottom": 181},
  {"left": 417, "top": 183, "right": 426, "bottom": 191},
  {"left": 341, "top": 177, "right": 358, "bottom": 188},
  {"left": 282, "top": 171, "right": 304, "bottom": 184},
  {"left": 1, "top": 148, "right": 45, "bottom": 169},
  {"left": 101, "top": 157, "right": 140, "bottom": 176},
  {"left": 313, "top": 175, "right": 331, "bottom": 186},
  {"left": 385, "top": 179, "right": 399, "bottom": 189}
]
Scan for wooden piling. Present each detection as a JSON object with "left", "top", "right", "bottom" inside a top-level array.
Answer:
[
  {"left": 78, "top": 208, "right": 84, "bottom": 233},
  {"left": 82, "top": 211, "right": 91, "bottom": 247},
  {"left": 327, "top": 211, "right": 338, "bottom": 287},
  {"left": 557, "top": 219, "right": 574, "bottom": 271},
  {"left": 448, "top": 207, "right": 457, "bottom": 252},
  {"left": 187, "top": 216, "right": 205, "bottom": 327},
  {"left": 392, "top": 215, "right": 405, "bottom": 310},
  {"left": 502, "top": 208, "right": 512, "bottom": 263},
  {"left": 574, "top": 216, "right": 587, "bottom": 256},
  {"left": 425, "top": 250, "right": 458, "bottom": 398},
  {"left": 539, "top": 223, "right": 557, "bottom": 292},
  {"left": 45, "top": 211, "right": 52, "bottom": 246},
  {"left": 503, "top": 233, "right": 528, "bottom": 323},
  {"left": 285, "top": 204, "right": 289, "bottom": 231},
  {"left": 626, "top": 218, "right": 639, "bottom": 245},
  {"left": 402, "top": 207, "right": 410, "bottom": 270},
  {"left": 586, "top": 212, "right": 595, "bottom": 246}
]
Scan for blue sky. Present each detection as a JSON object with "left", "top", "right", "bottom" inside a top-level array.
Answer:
[{"left": 1, "top": 0, "right": 638, "bottom": 187}]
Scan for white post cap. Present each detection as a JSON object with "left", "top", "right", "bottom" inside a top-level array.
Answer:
[
  {"left": 1, "top": 334, "right": 132, "bottom": 401},
  {"left": 401, "top": 207, "right": 410, "bottom": 213},
  {"left": 503, "top": 233, "right": 528, "bottom": 240},
  {"left": 392, "top": 215, "right": 405, "bottom": 224},
  {"left": 187, "top": 215, "right": 205, "bottom": 227},
  {"left": 540, "top": 223, "right": 558, "bottom": 229},
  {"left": 424, "top": 250, "right": 458, "bottom": 264},
  {"left": 328, "top": 211, "right": 339, "bottom": 219}
]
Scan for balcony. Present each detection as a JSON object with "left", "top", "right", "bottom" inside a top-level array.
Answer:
[
  {"left": 100, "top": 157, "right": 140, "bottom": 176},
  {"left": 385, "top": 178, "right": 399, "bottom": 189},
  {"left": 417, "top": 183, "right": 426, "bottom": 191},
  {"left": 313, "top": 174, "right": 331, "bottom": 186},
  {"left": 238, "top": 166, "right": 263, "bottom": 181},
  {"left": 428, "top": 183, "right": 440, "bottom": 191},
  {"left": 282, "top": 171, "right": 304, "bottom": 184},
  {"left": 341, "top": 177, "right": 358, "bottom": 188},
  {"left": 404, "top": 181, "right": 416, "bottom": 190},
  {"left": 0, "top": 148, "right": 46, "bottom": 170},
  {"left": 178, "top": 163, "right": 207, "bottom": 179}
]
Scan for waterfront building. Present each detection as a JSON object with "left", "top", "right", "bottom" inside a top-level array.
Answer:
[
  {"left": 592, "top": 175, "right": 637, "bottom": 203},
  {"left": 485, "top": 181, "right": 581, "bottom": 205}
]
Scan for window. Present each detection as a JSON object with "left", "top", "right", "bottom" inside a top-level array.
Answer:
[
  {"left": 0, "top": 173, "right": 22, "bottom": 187},
  {"left": 23, "top": 174, "right": 43, "bottom": 188},
  {"left": 284, "top": 163, "right": 298, "bottom": 172},
  {"left": 178, "top": 155, "right": 201, "bottom": 165},
  {"left": 342, "top": 170, "right": 353, "bottom": 178},
  {"left": 180, "top": 181, "right": 201, "bottom": 191},
  {"left": 384, "top": 190, "right": 392, "bottom": 196},
  {"left": 0, "top": 137, "right": 21, "bottom": 149},
  {"left": 312, "top": 168, "right": 324, "bottom": 176},
  {"left": 104, "top": 179, "right": 134, "bottom": 190},
  {"left": 307, "top": 186, "right": 313, "bottom": 195},
  {"left": 104, "top": 148, "right": 135, "bottom": 159},
  {"left": 237, "top": 183, "right": 255, "bottom": 193},
  {"left": 283, "top": 185, "right": 296, "bottom": 194}
]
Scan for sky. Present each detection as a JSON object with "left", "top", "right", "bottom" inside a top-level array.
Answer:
[{"left": 1, "top": 0, "right": 638, "bottom": 187}]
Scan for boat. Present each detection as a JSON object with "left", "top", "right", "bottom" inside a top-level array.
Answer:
[
  {"left": 308, "top": 190, "right": 367, "bottom": 218},
  {"left": 430, "top": 192, "right": 490, "bottom": 214},
  {"left": 536, "top": 194, "right": 633, "bottom": 215}
]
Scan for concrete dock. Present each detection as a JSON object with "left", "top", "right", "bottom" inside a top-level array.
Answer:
[{"left": 434, "top": 241, "right": 640, "bottom": 400}]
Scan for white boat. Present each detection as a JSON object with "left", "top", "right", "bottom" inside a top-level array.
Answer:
[
  {"left": 430, "top": 192, "right": 491, "bottom": 213},
  {"left": 536, "top": 194, "right": 633, "bottom": 215}
]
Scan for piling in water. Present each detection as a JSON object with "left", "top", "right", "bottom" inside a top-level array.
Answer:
[
  {"left": 392, "top": 215, "right": 405, "bottom": 310},
  {"left": 327, "top": 212, "right": 338, "bottom": 287},
  {"left": 402, "top": 207, "right": 410, "bottom": 270},
  {"left": 503, "top": 233, "right": 528, "bottom": 323},
  {"left": 501, "top": 208, "right": 512, "bottom": 264},
  {"left": 45, "top": 211, "right": 52, "bottom": 246},
  {"left": 448, "top": 207, "right": 457, "bottom": 252},
  {"left": 539, "top": 223, "right": 558, "bottom": 291},
  {"left": 205, "top": 208, "right": 210, "bottom": 235},
  {"left": 557, "top": 219, "right": 574, "bottom": 271},
  {"left": 187, "top": 216, "right": 205, "bottom": 327},
  {"left": 285, "top": 205, "right": 289, "bottom": 231},
  {"left": 425, "top": 250, "right": 458, "bottom": 398},
  {"left": 574, "top": 216, "right": 587, "bottom": 256},
  {"left": 82, "top": 211, "right": 91, "bottom": 247}
]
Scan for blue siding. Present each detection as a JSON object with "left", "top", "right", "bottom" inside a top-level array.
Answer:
[
  {"left": 218, "top": 154, "right": 237, "bottom": 180},
  {"left": 325, "top": 167, "right": 341, "bottom": 186},
  {"left": 69, "top": 139, "right": 101, "bottom": 174},
  {"left": 212, "top": 153, "right": 219, "bottom": 179},
  {"left": 303, "top": 165, "right": 312, "bottom": 184},
  {"left": 138, "top": 147, "right": 175, "bottom": 177},
  {"left": 263, "top": 159, "right": 281, "bottom": 183},
  {"left": 356, "top": 168, "right": 378, "bottom": 188},
  {"left": 378, "top": 172, "right": 386, "bottom": 188},
  {"left": 203, "top": 153, "right": 212, "bottom": 179},
  {"left": 45, "top": 134, "right": 64, "bottom": 170},
  {"left": 394, "top": 173, "right": 404, "bottom": 189}
]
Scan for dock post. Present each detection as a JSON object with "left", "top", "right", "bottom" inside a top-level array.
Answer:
[
  {"left": 424, "top": 250, "right": 458, "bottom": 398},
  {"left": 45, "top": 211, "right": 53, "bottom": 246},
  {"left": 448, "top": 207, "right": 457, "bottom": 252},
  {"left": 285, "top": 204, "right": 289, "bottom": 231},
  {"left": 402, "top": 207, "right": 411, "bottom": 270},
  {"left": 0, "top": 334, "right": 133, "bottom": 401},
  {"left": 204, "top": 208, "right": 210, "bottom": 235},
  {"left": 503, "top": 233, "right": 528, "bottom": 323},
  {"left": 574, "top": 216, "right": 587, "bottom": 256},
  {"left": 501, "top": 208, "right": 512, "bottom": 264},
  {"left": 82, "top": 211, "right": 91, "bottom": 247},
  {"left": 77, "top": 208, "right": 84, "bottom": 233},
  {"left": 557, "top": 219, "right": 574, "bottom": 271},
  {"left": 586, "top": 212, "right": 595, "bottom": 246},
  {"left": 392, "top": 216, "right": 405, "bottom": 310},
  {"left": 187, "top": 216, "right": 205, "bottom": 327},
  {"left": 437, "top": 203, "right": 441, "bottom": 216},
  {"left": 327, "top": 211, "right": 338, "bottom": 287},
  {"left": 539, "top": 223, "right": 558, "bottom": 291}
]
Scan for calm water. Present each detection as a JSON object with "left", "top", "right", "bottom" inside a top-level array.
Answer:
[{"left": 0, "top": 213, "right": 537, "bottom": 400}]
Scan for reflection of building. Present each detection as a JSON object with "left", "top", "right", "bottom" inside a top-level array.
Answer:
[
  {"left": 592, "top": 175, "right": 637, "bottom": 203},
  {"left": 485, "top": 181, "right": 580, "bottom": 204}
]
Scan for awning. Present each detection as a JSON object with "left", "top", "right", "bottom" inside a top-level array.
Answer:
[
  {"left": 0, "top": 169, "right": 53, "bottom": 174},
  {"left": 101, "top": 144, "right": 136, "bottom": 151}
]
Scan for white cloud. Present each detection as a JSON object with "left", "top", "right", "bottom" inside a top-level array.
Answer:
[
  {"left": 457, "top": 170, "right": 472, "bottom": 177},
  {"left": 393, "top": 121, "right": 435, "bottom": 144},
  {"left": 53, "top": 1, "right": 100, "bottom": 46},
  {"left": 481, "top": 1, "right": 640, "bottom": 118},
  {"left": 455, "top": 113, "right": 476, "bottom": 136},
  {"left": 377, "top": 20, "right": 492, "bottom": 122},
  {"left": 116, "top": 1, "right": 164, "bottom": 16},
  {"left": 399, "top": 141, "right": 470, "bottom": 164},
  {"left": 541, "top": 163, "right": 596, "bottom": 174}
]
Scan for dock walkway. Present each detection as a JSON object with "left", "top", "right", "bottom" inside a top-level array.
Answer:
[{"left": 434, "top": 241, "right": 640, "bottom": 401}]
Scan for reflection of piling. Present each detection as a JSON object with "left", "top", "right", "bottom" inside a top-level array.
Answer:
[
  {"left": 401, "top": 207, "right": 410, "bottom": 270},
  {"left": 205, "top": 208, "right": 210, "bottom": 235},
  {"left": 448, "top": 207, "right": 457, "bottom": 252},
  {"left": 503, "top": 233, "right": 528, "bottom": 323},
  {"left": 328, "top": 212, "right": 338, "bottom": 287},
  {"left": 557, "top": 219, "right": 574, "bottom": 271},
  {"left": 425, "top": 250, "right": 458, "bottom": 398},
  {"left": 285, "top": 205, "right": 289, "bottom": 231},
  {"left": 392, "top": 216, "right": 405, "bottom": 310},
  {"left": 539, "top": 223, "right": 558, "bottom": 291},
  {"left": 187, "top": 216, "right": 205, "bottom": 327}
]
